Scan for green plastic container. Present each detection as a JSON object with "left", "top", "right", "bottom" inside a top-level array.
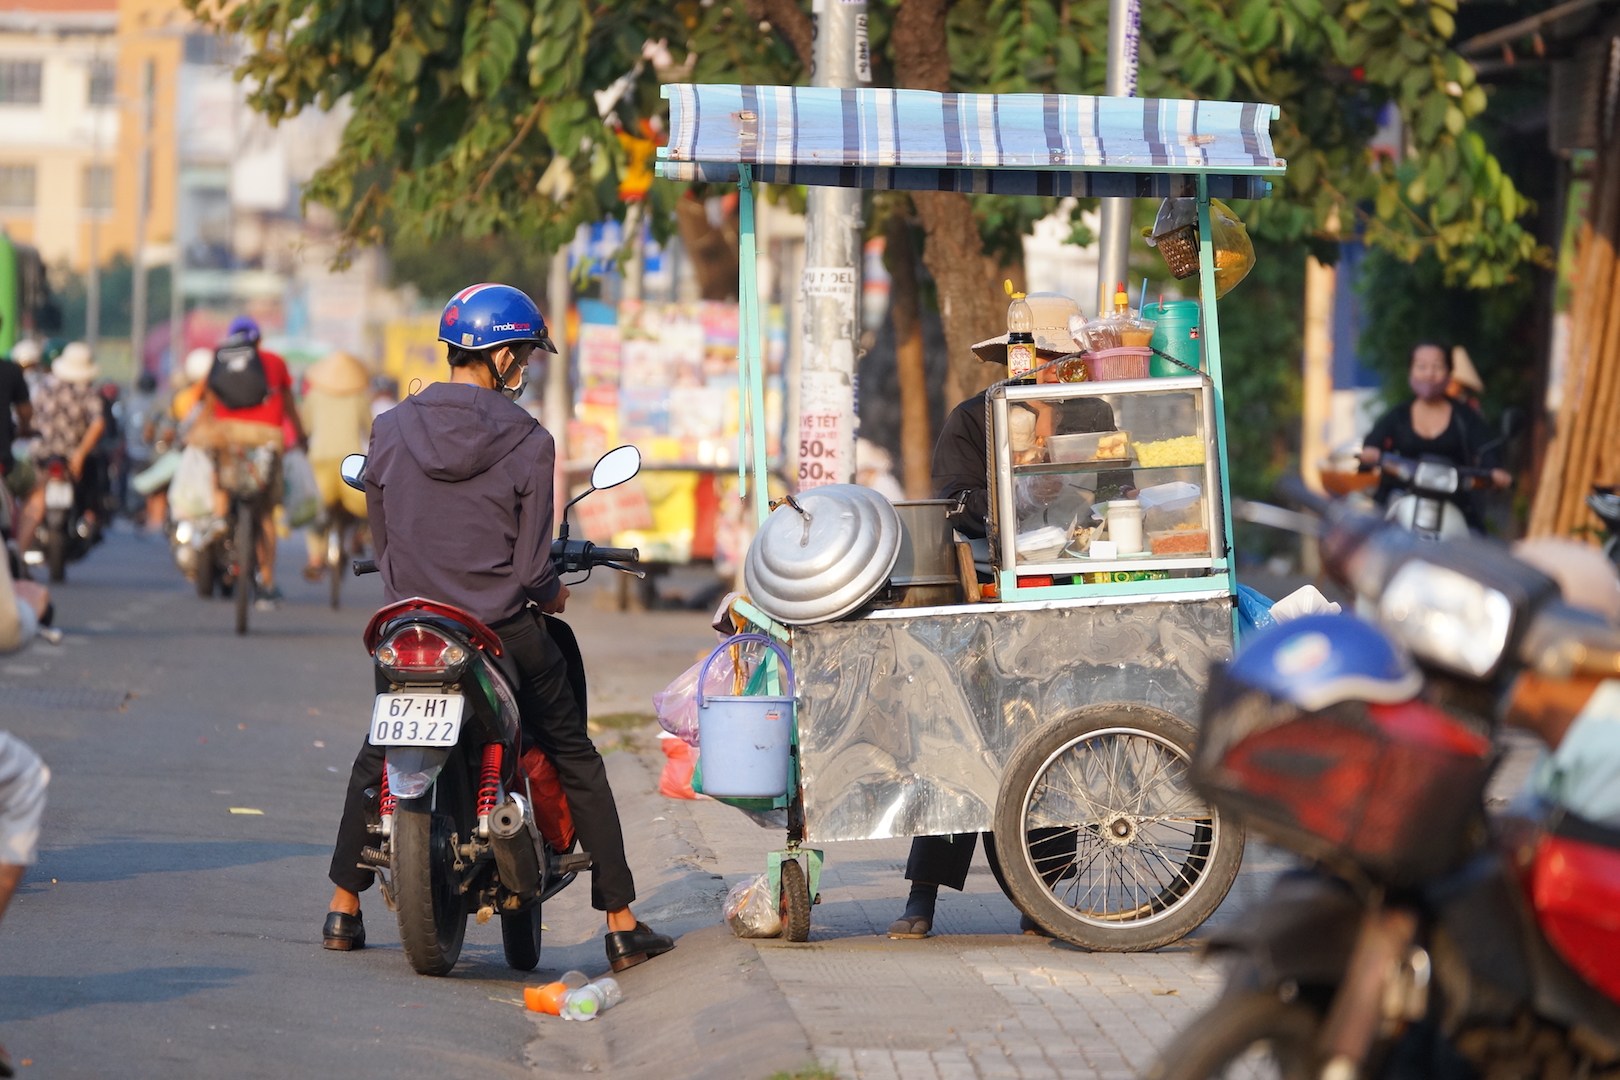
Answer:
[{"left": 1142, "top": 300, "right": 1201, "bottom": 377}]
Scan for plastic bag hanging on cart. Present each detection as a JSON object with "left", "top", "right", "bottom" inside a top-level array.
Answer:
[
  {"left": 1144, "top": 198, "right": 1255, "bottom": 297},
  {"left": 653, "top": 633, "right": 778, "bottom": 745}
]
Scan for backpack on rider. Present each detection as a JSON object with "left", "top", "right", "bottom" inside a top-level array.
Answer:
[{"left": 208, "top": 333, "right": 270, "bottom": 410}]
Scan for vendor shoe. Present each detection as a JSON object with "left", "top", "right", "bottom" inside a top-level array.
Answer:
[
  {"left": 887, "top": 915, "right": 932, "bottom": 939},
  {"left": 605, "top": 922, "right": 675, "bottom": 972},
  {"left": 322, "top": 910, "right": 366, "bottom": 951}
]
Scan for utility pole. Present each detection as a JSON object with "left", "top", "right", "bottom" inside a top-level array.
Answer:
[
  {"left": 1096, "top": 0, "right": 1139, "bottom": 315},
  {"left": 796, "top": 0, "right": 869, "bottom": 490},
  {"left": 168, "top": 57, "right": 185, "bottom": 381},
  {"left": 129, "top": 59, "right": 155, "bottom": 373},
  {"left": 546, "top": 248, "right": 571, "bottom": 519},
  {"left": 85, "top": 43, "right": 105, "bottom": 350}
]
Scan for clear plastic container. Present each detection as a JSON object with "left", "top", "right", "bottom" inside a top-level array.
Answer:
[{"left": 561, "top": 976, "right": 623, "bottom": 1021}]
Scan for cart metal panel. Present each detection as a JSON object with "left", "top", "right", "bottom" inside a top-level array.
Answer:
[{"left": 792, "top": 593, "right": 1232, "bottom": 844}]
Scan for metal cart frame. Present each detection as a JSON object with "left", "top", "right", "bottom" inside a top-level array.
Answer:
[{"left": 655, "top": 86, "right": 1286, "bottom": 946}]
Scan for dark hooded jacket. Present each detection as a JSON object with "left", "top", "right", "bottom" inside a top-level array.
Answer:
[{"left": 365, "top": 381, "right": 559, "bottom": 624}]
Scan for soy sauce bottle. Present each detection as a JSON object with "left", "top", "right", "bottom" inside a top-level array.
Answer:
[{"left": 1005, "top": 280, "right": 1035, "bottom": 384}]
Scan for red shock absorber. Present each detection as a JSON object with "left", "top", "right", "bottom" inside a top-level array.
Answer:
[
  {"left": 379, "top": 764, "right": 396, "bottom": 828},
  {"left": 476, "top": 743, "right": 503, "bottom": 836}
]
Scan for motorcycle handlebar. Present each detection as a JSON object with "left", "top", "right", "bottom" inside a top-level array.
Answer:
[
  {"left": 353, "top": 559, "right": 378, "bottom": 576},
  {"left": 589, "top": 546, "right": 640, "bottom": 564}
]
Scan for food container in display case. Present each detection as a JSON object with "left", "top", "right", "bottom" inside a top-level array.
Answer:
[{"left": 988, "top": 374, "right": 1225, "bottom": 598}]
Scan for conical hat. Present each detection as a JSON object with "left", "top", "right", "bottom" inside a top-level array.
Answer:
[{"left": 303, "top": 350, "right": 371, "bottom": 395}]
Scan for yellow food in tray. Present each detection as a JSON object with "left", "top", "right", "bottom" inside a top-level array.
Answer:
[
  {"left": 1134, "top": 435, "right": 1206, "bottom": 468},
  {"left": 1095, "top": 431, "right": 1130, "bottom": 459}
]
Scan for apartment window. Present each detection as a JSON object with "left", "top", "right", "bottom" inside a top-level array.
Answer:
[
  {"left": 83, "top": 165, "right": 113, "bottom": 213},
  {"left": 0, "top": 166, "right": 37, "bottom": 212},
  {"left": 88, "top": 59, "right": 116, "bottom": 106},
  {"left": 0, "top": 61, "right": 43, "bottom": 106}
]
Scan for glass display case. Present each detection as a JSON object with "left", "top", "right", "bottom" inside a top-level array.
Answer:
[{"left": 989, "top": 375, "right": 1225, "bottom": 596}]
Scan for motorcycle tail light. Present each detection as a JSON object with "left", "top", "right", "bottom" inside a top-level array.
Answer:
[
  {"left": 376, "top": 626, "right": 468, "bottom": 674},
  {"left": 47, "top": 460, "right": 65, "bottom": 479}
]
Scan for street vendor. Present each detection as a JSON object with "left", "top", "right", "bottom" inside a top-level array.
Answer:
[{"left": 891, "top": 293, "right": 1110, "bottom": 940}]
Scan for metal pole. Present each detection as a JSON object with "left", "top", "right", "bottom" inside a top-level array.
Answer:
[
  {"left": 85, "top": 43, "right": 104, "bottom": 350},
  {"left": 129, "top": 59, "right": 154, "bottom": 375},
  {"left": 797, "top": 0, "right": 868, "bottom": 489},
  {"left": 168, "top": 63, "right": 184, "bottom": 382},
  {"left": 546, "top": 247, "right": 571, "bottom": 521},
  {"left": 1096, "top": 0, "right": 1139, "bottom": 315}
]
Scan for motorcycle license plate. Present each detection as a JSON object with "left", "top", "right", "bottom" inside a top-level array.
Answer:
[
  {"left": 368, "top": 693, "right": 464, "bottom": 746},
  {"left": 44, "top": 480, "right": 74, "bottom": 510}
]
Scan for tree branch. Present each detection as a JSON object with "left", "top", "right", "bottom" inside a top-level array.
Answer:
[
  {"left": 745, "top": 0, "right": 814, "bottom": 69},
  {"left": 472, "top": 98, "right": 546, "bottom": 203}
]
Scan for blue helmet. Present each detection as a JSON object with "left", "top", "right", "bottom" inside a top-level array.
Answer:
[
  {"left": 437, "top": 283, "right": 557, "bottom": 354},
  {"left": 1225, "top": 614, "right": 1421, "bottom": 713},
  {"left": 227, "top": 315, "right": 261, "bottom": 343}
]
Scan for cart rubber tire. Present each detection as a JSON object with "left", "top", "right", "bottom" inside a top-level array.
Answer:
[
  {"left": 1141, "top": 991, "right": 1321, "bottom": 1080},
  {"left": 992, "top": 703, "right": 1244, "bottom": 952},
  {"left": 234, "top": 509, "right": 254, "bottom": 635},
  {"left": 500, "top": 904, "right": 543, "bottom": 971},
  {"left": 779, "top": 858, "right": 811, "bottom": 942},
  {"left": 392, "top": 796, "right": 468, "bottom": 977}
]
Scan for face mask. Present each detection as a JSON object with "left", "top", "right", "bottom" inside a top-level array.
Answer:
[
  {"left": 1409, "top": 373, "right": 1447, "bottom": 401},
  {"left": 483, "top": 350, "right": 530, "bottom": 401}
]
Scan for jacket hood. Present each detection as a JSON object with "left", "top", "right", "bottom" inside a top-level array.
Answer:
[{"left": 388, "top": 381, "right": 539, "bottom": 482}]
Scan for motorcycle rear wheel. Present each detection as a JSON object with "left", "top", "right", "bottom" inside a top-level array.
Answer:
[
  {"left": 393, "top": 796, "right": 468, "bottom": 976},
  {"left": 45, "top": 526, "right": 66, "bottom": 583},
  {"left": 500, "top": 904, "right": 543, "bottom": 971},
  {"left": 1143, "top": 991, "right": 1321, "bottom": 1080}
]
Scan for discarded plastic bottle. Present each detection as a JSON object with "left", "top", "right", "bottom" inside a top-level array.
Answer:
[
  {"left": 524, "top": 970, "right": 589, "bottom": 1015},
  {"left": 560, "top": 977, "right": 623, "bottom": 1021}
]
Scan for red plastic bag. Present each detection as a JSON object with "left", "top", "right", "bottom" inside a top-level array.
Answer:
[
  {"left": 519, "top": 745, "right": 576, "bottom": 851},
  {"left": 658, "top": 733, "right": 701, "bottom": 800}
]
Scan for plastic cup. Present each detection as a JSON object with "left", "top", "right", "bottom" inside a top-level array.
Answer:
[{"left": 1106, "top": 500, "right": 1144, "bottom": 554}]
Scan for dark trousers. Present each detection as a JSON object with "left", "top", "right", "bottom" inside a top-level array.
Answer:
[
  {"left": 329, "top": 611, "right": 636, "bottom": 912},
  {"left": 905, "top": 829, "right": 1078, "bottom": 892}
]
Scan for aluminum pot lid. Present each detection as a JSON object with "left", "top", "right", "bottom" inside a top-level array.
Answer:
[{"left": 744, "top": 484, "right": 902, "bottom": 625}]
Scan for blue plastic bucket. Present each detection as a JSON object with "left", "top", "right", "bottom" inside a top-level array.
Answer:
[
  {"left": 1142, "top": 300, "right": 1201, "bottom": 377},
  {"left": 696, "top": 634, "right": 795, "bottom": 798}
]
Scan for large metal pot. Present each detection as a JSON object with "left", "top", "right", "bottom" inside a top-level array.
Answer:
[{"left": 744, "top": 485, "right": 902, "bottom": 625}]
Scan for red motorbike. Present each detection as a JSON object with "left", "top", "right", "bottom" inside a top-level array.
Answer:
[{"left": 341, "top": 446, "right": 643, "bottom": 977}]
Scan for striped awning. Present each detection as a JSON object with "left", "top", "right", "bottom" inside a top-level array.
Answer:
[{"left": 656, "top": 85, "right": 1285, "bottom": 197}]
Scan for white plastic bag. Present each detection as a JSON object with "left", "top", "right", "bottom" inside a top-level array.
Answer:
[
  {"left": 724, "top": 873, "right": 782, "bottom": 939},
  {"left": 169, "top": 446, "right": 215, "bottom": 521},
  {"left": 282, "top": 448, "right": 321, "bottom": 528},
  {"left": 1270, "top": 584, "right": 1342, "bottom": 621}
]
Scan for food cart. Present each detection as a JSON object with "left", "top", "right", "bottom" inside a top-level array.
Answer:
[{"left": 655, "top": 85, "right": 1286, "bottom": 950}]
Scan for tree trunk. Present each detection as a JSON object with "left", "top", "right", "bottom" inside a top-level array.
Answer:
[
  {"left": 674, "top": 194, "right": 739, "bottom": 302},
  {"left": 886, "top": 213, "right": 933, "bottom": 498},
  {"left": 893, "top": 0, "right": 1004, "bottom": 408}
]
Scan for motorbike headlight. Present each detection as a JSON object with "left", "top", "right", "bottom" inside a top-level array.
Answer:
[
  {"left": 1412, "top": 460, "right": 1459, "bottom": 494},
  {"left": 174, "top": 520, "right": 194, "bottom": 544},
  {"left": 1379, "top": 560, "right": 1512, "bottom": 677}
]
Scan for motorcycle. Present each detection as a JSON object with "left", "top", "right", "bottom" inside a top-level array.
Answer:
[
  {"left": 1148, "top": 486, "right": 1620, "bottom": 1080},
  {"left": 1586, "top": 486, "right": 1620, "bottom": 570},
  {"left": 340, "top": 445, "right": 645, "bottom": 977},
  {"left": 32, "top": 455, "right": 101, "bottom": 582},
  {"left": 1369, "top": 450, "right": 1497, "bottom": 541}
]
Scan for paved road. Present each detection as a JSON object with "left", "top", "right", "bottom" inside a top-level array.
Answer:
[{"left": 1, "top": 526, "right": 740, "bottom": 1080}]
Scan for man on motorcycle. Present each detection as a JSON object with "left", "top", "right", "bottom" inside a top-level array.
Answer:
[
  {"left": 324, "top": 283, "right": 674, "bottom": 972},
  {"left": 14, "top": 342, "right": 104, "bottom": 554}
]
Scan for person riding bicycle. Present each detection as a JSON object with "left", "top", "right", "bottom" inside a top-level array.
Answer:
[
  {"left": 324, "top": 283, "right": 674, "bottom": 972},
  {"left": 297, "top": 350, "right": 372, "bottom": 582},
  {"left": 191, "top": 316, "right": 305, "bottom": 609}
]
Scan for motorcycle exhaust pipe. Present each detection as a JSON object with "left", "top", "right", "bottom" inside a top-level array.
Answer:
[{"left": 489, "top": 793, "right": 541, "bottom": 902}]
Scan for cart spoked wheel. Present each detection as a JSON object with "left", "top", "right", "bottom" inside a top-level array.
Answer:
[
  {"left": 992, "top": 703, "right": 1244, "bottom": 952},
  {"left": 778, "top": 858, "right": 812, "bottom": 942}
]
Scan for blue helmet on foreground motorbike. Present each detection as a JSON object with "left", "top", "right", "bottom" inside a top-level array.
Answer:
[
  {"left": 437, "top": 283, "right": 558, "bottom": 355},
  {"left": 1222, "top": 613, "right": 1423, "bottom": 713}
]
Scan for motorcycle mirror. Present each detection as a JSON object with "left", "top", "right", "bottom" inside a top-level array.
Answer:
[
  {"left": 340, "top": 454, "right": 367, "bottom": 492},
  {"left": 590, "top": 445, "right": 641, "bottom": 492},
  {"left": 1500, "top": 406, "right": 1526, "bottom": 441}
]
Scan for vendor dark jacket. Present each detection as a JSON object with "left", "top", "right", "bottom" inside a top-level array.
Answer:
[
  {"left": 365, "top": 381, "right": 561, "bottom": 624},
  {"left": 934, "top": 390, "right": 1119, "bottom": 538}
]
